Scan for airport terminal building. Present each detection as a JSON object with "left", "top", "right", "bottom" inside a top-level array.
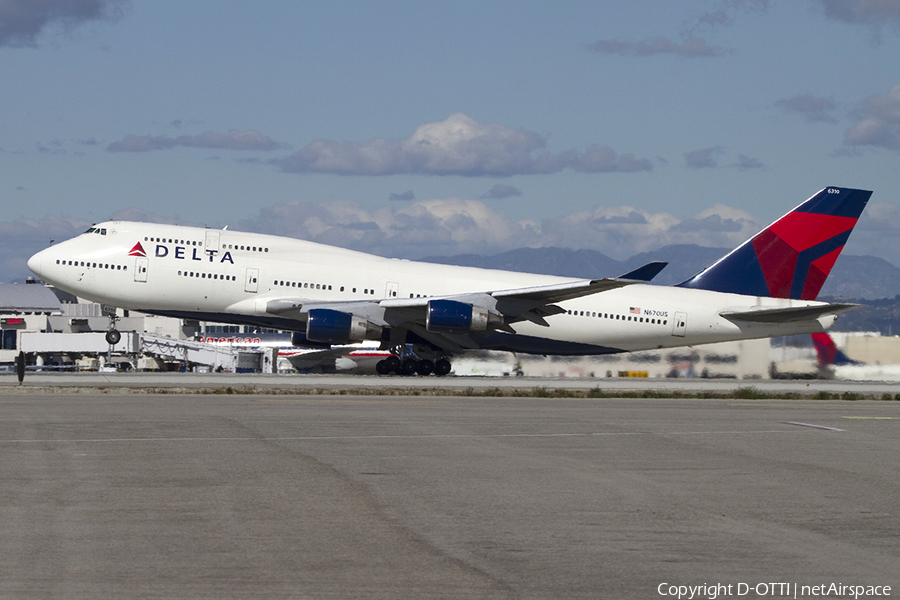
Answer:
[{"left": 0, "top": 281, "right": 276, "bottom": 373}]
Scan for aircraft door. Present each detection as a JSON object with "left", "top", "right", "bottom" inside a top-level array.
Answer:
[
  {"left": 134, "top": 257, "right": 149, "bottom": 283},
  {"left": 205, "top": 230, "right": 220, "bottom": 253},
  {"left": 244, "top": 267, "right": 259, "bottom": 293},
  {"left": 672, "top": 311, "right": 687, "bottom": 337},
  {"left": 384, "top": 281, "right": 399, "bottom": 298}
]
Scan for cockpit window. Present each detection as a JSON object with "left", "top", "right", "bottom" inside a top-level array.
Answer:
[{"left": 83, "top": 227, "right": 107, "bottom": 235}]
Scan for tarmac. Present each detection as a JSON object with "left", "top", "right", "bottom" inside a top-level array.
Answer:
[{"left": 1, "top": 373, "right": 898, "bottom": 598}]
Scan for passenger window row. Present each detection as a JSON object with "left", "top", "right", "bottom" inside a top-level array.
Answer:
[
  {"left": 179, "top": 271, "right": 237, "bottom": 281},
  {"left": 144, "top": 236, "right": 270, "bottom": 254},
  {"left": 226, "top": 244, "right": 268, "bottom": 252},
  {"left": 274, "top": 280, "right": 333, "bottom": 291},
  {"left": 146, "top": 237, "right": 201, "bottom": 246},
  {"left": 566, "top": 309, "right": 667, "bottom": 326},
  {"left": 56, "top": 259, "right": 126, "bottom": 271},
  {"left": 272, "top": 280, "right": 386, "bottom": 296}
]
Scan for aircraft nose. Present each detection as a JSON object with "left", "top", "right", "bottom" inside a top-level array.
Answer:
[{"left": 27, "top": 250, "right": 44, "bottom": 277}]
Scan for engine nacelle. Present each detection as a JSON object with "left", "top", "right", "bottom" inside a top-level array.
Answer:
[
  {"left": 426, "top": 299, "right": 489, "bottom": 334},
  {"left": 305, "top": 309, "right": 382, "bottom": 344},
  {"left": 290, "top": 331, "right": 332, "bottom": 349}
]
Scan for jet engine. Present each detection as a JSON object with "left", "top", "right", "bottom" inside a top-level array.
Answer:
[
  {"left": 290, "top": 331, "right": 332, "bottom": 349},
  {"left": 305, "top": 308, "right": 382, "bottom": 344},
  {"left": 426, "top": 299, "right": 490, "bottom": 334}
]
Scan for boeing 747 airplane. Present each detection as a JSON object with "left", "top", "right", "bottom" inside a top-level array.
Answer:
[{"left": 27, "top": 186, "right": 871, "bottom": 375}]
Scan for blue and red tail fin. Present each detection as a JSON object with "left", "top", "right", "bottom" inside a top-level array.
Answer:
[
  {"left": 812, "top": 332, "right": 861, "bottom": 366},
  {"left": 677, "top": 187, "right": 871, "bottom": 299}
]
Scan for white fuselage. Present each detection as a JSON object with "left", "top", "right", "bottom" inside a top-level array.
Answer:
[{"left": 27, "top": 221, "right": 835, "bottom": 355}]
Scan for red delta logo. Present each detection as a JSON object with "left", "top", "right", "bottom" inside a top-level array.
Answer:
[
  {"left": 128, "top": 242, "right": 147, "bottom": 257},
  {"left": 134, "top": 240, "right": 235, "bottom": 264}
]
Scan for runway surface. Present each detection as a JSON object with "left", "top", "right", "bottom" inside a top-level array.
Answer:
[
  {"left": 3, "top": 370, "right": 900, "bottom": 395},
  {"left": 0, "top": 378, "right": 898, "bottom": 598}
]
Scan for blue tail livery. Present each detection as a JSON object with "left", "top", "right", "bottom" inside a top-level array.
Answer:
[{"left": 678, "top": 187, "right": 871, "bottom": 300}]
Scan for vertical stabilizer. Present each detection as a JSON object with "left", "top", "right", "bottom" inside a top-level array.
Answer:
[
  {"left": 678, "top": 187, "right": 871, "bottom": 299},
  {"left": 812, "top": 332, "right": 861, "bottom": 366}
]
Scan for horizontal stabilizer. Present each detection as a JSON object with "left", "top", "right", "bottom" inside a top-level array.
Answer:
[
  {"left": 618, "top": 261, "right": 667, "bottom": 282},
  {"left": 720, "top": 303, "right": 860, "bottom": 323}
]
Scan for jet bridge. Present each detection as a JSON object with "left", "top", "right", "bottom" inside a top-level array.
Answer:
[
  {"left": 141, "top": 333, "right": 273, "bottom": 372},
  {"left": 19, "top": 331, "right": 273, "bottom": 373}
]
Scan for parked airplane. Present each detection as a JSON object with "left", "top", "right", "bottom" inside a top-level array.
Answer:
[
  {"left": 26, "top": 186, "right": 871, "bottom": 376},
  {"left": 812, "top": 332, "right": 900, "bottom": 381},
  {"left": 195, "top": 331, "right": 389, "bottom": 373},
  {"left": 812, "top": 332, "right": 861, "bottom": 368}
]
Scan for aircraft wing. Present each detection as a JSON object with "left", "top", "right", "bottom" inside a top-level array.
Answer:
[
  {"left": 263, "top": 275, "right": 643, "bottom": 353},
  {"left": 268, "top": 277, "right": 640, "bottom": 320},
  {"left": 720, "top": 303, "right": 860, "bottom": 323},
  {"left": 283, "top": 344, "right": 378, "bottom": 371}
]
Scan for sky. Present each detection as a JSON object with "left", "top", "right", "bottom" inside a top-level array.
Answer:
[{"left": 2, "top": 0, "right": 900, "bottom": 283}]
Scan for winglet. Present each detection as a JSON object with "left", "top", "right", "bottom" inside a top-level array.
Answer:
[
  {"left": 677, "top": 187, "right": 871, "bottom": 300},
  {"left": 618, "top": 261, "right": 667, "bottom": 282}
]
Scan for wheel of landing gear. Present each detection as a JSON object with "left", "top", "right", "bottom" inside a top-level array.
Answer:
[
  {"left": 415, "top": 360, "right": 434, "bottom": 376},
  {"left": 434, "top": 358, "right": 452, "bottom": 376},
  {"left": 401, "top": 358, "right": 418, "bottom": 376},
  {"left": 385, "top": 355, "right": 401, "bottom": 373},
  {"left": 105, "top": 329, "right": 121, "bottom": 345},
  {"left": 375, "top": 359, "right": 391, "bottom": 375}
]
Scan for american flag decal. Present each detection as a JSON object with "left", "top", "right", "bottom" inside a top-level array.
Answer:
[{"left": 629, "top": 307, "right": 641, "bottom": 314}]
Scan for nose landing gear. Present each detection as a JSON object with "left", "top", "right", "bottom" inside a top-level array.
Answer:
[{"left": 105, "top": 310, "right": 121, "bottom": 345}]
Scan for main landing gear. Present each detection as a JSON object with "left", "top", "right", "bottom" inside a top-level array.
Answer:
[{"left": 375, "top": 346, "right": 452, "bottom": 376}]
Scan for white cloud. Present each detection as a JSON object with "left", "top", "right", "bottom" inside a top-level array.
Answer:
[
  {"left": 844, "top": 83, "right": 900, "bottom": 151},
  {"left": 684, "top": 146, "right": 725, "bottom": 168},
  {"left": 0, "top": 0, "right": 127, "bottom": 47},
  {"left": 691, "top": 1, "right": 772, "bottom": 30},
  {"left": 388, "top": 190, "right": 415, "bottom": 202},
  {"left": 272, "top": 113, "right": 652, "bottom": 176},
  {"left": 814, "top": 0, "right": 900, "bottom": 28},
  {"left": 480, "top": 184, "right": 523, "bottom": 199},
  {"left": 843, "top": 201, "right": 900, "bottom": 259},
  {"left": 774, "top": 93, "right": 839, "bottom": 124},
  {"left": 234, "top": 197, "right": 766, "bottom": 261},
  {"left": 588, "top": 37, "right": 726, "bottom": 58},
  {"left": 107, "top": 130, "right": 286, "bottom": 152}
]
